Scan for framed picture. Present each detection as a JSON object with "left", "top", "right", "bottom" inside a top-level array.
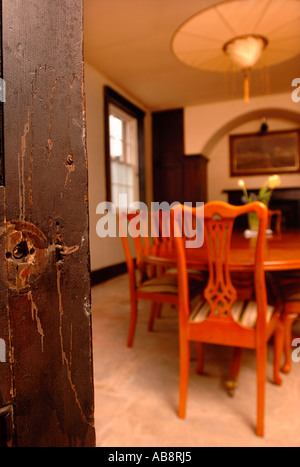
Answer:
[{"left": 229, "top": 129, "right": 300, "bottom": 176}]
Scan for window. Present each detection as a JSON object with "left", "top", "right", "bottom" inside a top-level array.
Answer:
[
  {"left": 109, "top": 104, "right": 138, "bottom": 206},
  {"left": 104, "top": 87, "right": 145, "bottom": 208}
]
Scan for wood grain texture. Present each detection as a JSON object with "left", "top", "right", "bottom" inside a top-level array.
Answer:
[
  {"left": 0, "top": 187, "right": 12, "bottom": 416},
  {"left": 2, "top": 0, "right": 95, "bottom": 446}
]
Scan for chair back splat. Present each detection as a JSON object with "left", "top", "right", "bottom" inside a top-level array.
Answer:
[{"left": 204, "top": 212, "right": 237, "bottom": 321}]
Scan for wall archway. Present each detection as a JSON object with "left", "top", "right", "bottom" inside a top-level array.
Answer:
[{"left": 202, "top": 107, "right": 300, "bottom": 157}]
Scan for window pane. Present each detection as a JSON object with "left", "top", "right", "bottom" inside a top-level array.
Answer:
[
  {"left": 108, "top": 101, "right": 140, "bottom": 207},
  {"left": 110, "top": 136, "right": 122, "bottom": 158},
  {"left": 109, "top": 114, "right": 123, "bottom": 158},
  {"left": 109, "top": 115, "right": 122, "bottom": 139},
  {"left": 127, "top": 166, "right": 133, "bottom": 185},
  {"left": 111, "top": 160, "right": 117, "bottom": 182},
  {"left": 118, "top": 162, "right": 124, "bottom": 184}
]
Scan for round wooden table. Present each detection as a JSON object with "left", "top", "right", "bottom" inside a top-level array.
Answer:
[{"left": 140, "top": 231, "right": 300, "bottom": 272}]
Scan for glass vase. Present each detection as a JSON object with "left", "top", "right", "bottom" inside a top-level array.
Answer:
[{"left": 248, "top": 212, "right": 260, "bottom": 231}]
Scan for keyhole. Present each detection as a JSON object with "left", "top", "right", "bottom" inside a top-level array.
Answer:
[{"left": 12, "top": 241, "right": 28, "bottom": 260}]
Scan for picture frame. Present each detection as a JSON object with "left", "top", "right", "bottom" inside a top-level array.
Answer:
[{"left": 229, "top": 129, "right": 300, "bottom": 176}]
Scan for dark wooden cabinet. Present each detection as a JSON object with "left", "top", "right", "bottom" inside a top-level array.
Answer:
[
  {"left": 183, "top": 155, "right": 208, "bottom": 204},
  {"left": 152, "top": 109, "right": 207, "bottom": 205}
]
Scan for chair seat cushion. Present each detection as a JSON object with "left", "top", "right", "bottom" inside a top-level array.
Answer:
[
  {"left": 137, "top": 275, "right": 203, "bottom": 297},
  {"left": 137, "top": 276, "right": 178, "bottom": 294},
  {"left": 189, "top": 298, "right": 275, "bottom": 328}
]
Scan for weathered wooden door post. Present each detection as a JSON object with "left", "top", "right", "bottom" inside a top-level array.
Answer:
[{"left": 0, "top": 0, "right": 95, "bottom": 446}]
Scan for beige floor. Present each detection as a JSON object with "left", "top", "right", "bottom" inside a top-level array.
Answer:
[{"left": 92, "top": 274, "right": 300, "bottom": 447}]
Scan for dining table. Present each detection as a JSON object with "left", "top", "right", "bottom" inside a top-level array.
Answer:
[{"left": 139, "top": 230, "right": 300, "bottom": 273}]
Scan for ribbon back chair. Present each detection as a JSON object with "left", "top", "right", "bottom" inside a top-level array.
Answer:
[
  {"left": 119, "top": 210, "right": 202, "bottom": 347},
  {"left": 173, "top": 201, "right": 284, "bottom": 437}
]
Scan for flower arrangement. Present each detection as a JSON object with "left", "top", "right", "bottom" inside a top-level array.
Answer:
[
  {"left": 238, "top": 174, "right": 281, "bottom": 206},
  {"left": 238, "top": 175, "right": 281, "bottom": 231}
]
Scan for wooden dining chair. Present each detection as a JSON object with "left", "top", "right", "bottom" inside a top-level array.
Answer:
[
  {"left": 268, "top": 209, "right": 282, "bottom": 234},
  {"left": 280, "top": 284, "right": 300, "bottom": 374},
  {"left": 172, "top": 201, "right": 284, "bottom": 437},
  {"left": 150, "top": 207, "right": 206, "bottom": 280},
  {"left": 148, "top": 207, "right": 207, "bottom": 323},
  {"left": 119, "top": 210, "right": 202, "bottom": 347},
  {"left": 269, "top": 271, "right": 300, "bottom": 374}
]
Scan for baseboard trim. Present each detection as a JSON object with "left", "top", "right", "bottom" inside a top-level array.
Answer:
[{"left": 90, "top": 262, "right": 128, "bottom": 287}]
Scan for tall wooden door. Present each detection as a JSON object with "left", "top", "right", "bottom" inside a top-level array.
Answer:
[{"left": 0, "top": 0, "right": 95, "bottom": 447}]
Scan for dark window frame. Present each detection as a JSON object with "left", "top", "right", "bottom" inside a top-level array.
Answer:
[{"left": 104, "top": 86, "right": 145, "bottom": 203}]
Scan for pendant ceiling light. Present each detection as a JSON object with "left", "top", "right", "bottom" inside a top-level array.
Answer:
[
  {"left": 223, "top": 34, "right": 268, "bottom": 102},
  {"left": 171, "top": 0, "right": 300, "bottom": 103}
]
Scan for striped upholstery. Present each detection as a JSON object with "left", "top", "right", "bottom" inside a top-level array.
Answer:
[
  {"left": 189, "top": 298, "right": 275, "bottom": 328},
  {"left": 138, "top": 275, "right": 203, "bottom": 297},
  {"left": 138, "top": 276, "right": 178, "bottom": 294}
]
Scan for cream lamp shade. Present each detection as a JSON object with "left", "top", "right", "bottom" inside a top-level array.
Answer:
[{"left": 171, "top": 0, "right": 300, "bottom": 103}]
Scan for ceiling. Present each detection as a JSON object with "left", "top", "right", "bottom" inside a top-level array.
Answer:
[{"left": 84, "top": 0, "right": 300, "bottom": 111}]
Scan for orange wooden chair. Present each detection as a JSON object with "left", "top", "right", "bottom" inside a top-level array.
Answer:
[
  {"left": 268, "top": 209, "right": 282, "bottom": 233},
  {"left": 280, "top": 284, "right": 300, "bottom": 374},
  {"left": 269, "top": 270, "right": 300, "bottom": 374},
  {"left": 266, "top": 203, "right": 300, "bottom": 374},
  {"left": 266, "top": 209, "right": 300, "bottom": 373},
  {"left": 148, "top": 207, "right": 207, "bottom": 322},
  {"left": 119, "top": 211, "right": 202, "bottom": 347},
  {"left": 150, "top": 207, "right": 206, "bottom": 280},
  {"left": 172, "top": 201, "right": 284, "bottom": 437}
]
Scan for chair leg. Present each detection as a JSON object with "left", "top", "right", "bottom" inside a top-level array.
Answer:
[
  {"left": 148, "top": 302, "right": 160, "bottom": 332},
  {"left": 195, "top": 342, "right": 204, "bottom": 374},
  {"left": 178, "top": 338, "right": 190, "bottom": 419},
  {"left": 273, "top": 322, "right": 284, "bottom": 385},
  {"left": 127, "top": 298, "right": 138, "bottom": 348},
  {"left": 225, "top": 347, "right": 243, "bottom": 397},
  {"left": 256, "top": 344, "right": 266, "bottom": 437},
  {"left": 282, "top": 314, "right": 298, "bottom": 374}
]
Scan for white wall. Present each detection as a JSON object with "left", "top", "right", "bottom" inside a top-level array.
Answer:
[
  {"left": 84, "top": 62, "right": 152, "bottom": 271},
  {"left": 184, "top": 93, "right": 300, "bottom": 202}
]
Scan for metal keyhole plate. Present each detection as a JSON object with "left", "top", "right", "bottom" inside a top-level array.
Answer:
[
  {"left": 5, "top": 221, "right": 48, "bottom": 292},
  {"left": 13, "top": 241, "right": 29, "bottom": 260}
]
